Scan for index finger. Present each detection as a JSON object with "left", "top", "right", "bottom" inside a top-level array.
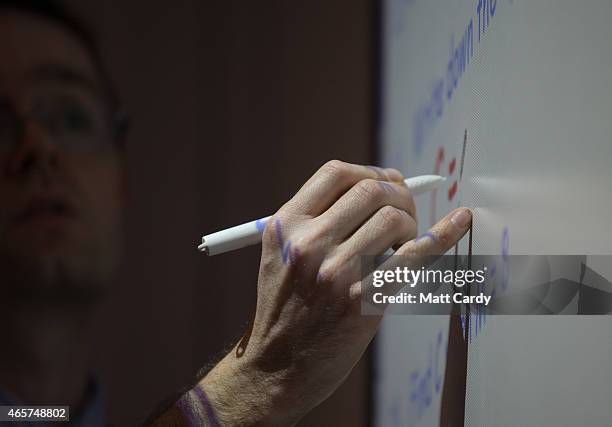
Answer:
[
  {"left": 398, "top": 208, "right": 472, "bottom": 257},
  {"left": 282, "top": 160, "right": 404, "bottom": 216},
  {"left": 359, "top": 208, "right": 472, "bottom": 306}
]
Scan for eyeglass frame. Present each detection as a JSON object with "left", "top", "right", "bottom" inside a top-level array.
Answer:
[{"left": 0, "top": 88, "right": 130, "bottom": 153}]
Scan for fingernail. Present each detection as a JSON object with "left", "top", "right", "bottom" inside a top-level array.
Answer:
[
  {"left": 451, "top": 208, "right": 472, "bottom": 228},
  {"left": 385, "top": 168, "right": 404, "bottom": 181}
]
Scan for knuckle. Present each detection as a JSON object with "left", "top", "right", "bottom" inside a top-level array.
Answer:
[
  {"left": 321, "top": 159, "right": 349, "bottom": 180},
  {"left": 289, "top": 236, "right": 312, "bottom": 260},
  {"left": 291, "top": 232, "right": 323, "bottom": 260},
  {"left": 261, "top": 217, "right": 280, "bottom": 247},
  {"left": 317, "top": 262, "right": 339, "bottom": 286},
  {"left": 260, "top": 213, "right": 291, "bottom": 247},
  {"left": 379, "top": 205, "right": 405, "bottom": 228},
  {"left": 356, "top": 179, "right": 384, "bottom": 202}
]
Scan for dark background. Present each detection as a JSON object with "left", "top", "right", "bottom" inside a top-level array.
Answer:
[{"left": 65, "top": 1, "right": 377, "bottom": 425}]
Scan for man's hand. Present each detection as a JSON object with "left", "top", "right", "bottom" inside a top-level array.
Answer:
[{"left": 186, "top": 161, "right": 471, "bottom": 426}]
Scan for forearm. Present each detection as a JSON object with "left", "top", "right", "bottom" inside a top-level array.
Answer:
[{"left": 147, "top": 346, "right": 300, "bottom": 427}]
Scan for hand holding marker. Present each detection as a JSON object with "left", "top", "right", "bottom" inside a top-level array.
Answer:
[
  {"left": 198, "top": 175, "right": 446, "bottom": 256},
  {"left": 194, "top": 162, "right": 469, "bottom": 427}
]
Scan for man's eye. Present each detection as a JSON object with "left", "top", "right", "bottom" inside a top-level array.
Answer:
[{"left": 59, "top": 105, "right": 94, "bottom": 134}]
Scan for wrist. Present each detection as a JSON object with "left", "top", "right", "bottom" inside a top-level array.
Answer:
[{"left": 199, "top": 347, "right": 301, "bottom": 426}]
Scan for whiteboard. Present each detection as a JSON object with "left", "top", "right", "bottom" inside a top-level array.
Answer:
[{"left": 375, "top": 0, "right": 612, "bottom": 425}]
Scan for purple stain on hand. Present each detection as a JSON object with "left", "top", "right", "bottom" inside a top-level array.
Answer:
[
  {"left": 378, "top": 181, "right": 396, "bottom": 194},
  {"left": 274, "top": 219, "right": 294, "bottom": 264},
  {"left": 415, "top": 231, "right": 437, "bottom": 243},
  {"left": 274, "top": 219, "right": 283, "bottom": 246},
  {"left": 255, "top": 218, "right": 268, "bottom": 232},
  {"left": 281, "top": 243, "right": 293, "bottom": 264},
  {"left": 175, "top": 386, "right": 220, "bottom": 427},
  {"left": 176, "top": 394, "right": 198, "bottom": 427},
  {"left": 193, "top": 386, "right": 221, "bottom": 427}
]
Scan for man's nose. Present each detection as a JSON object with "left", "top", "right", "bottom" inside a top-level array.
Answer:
[{"left": 5, "top": 121, "right": 59, "bottom": 180}]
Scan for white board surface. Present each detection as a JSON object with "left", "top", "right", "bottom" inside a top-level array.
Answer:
[{"left": 375, "top": 1, "right": 612, "bottom": 425}]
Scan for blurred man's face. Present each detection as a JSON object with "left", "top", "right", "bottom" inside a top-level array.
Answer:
[{"left": 0, "top": 12, "right": 124, "bottom": 301}]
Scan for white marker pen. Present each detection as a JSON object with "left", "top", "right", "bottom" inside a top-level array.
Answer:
[{"left": 198, "top": 174, "right": 446, "bottom": 256}]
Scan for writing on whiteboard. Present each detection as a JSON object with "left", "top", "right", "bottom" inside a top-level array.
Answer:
[{"left": 413, "top": 0, "right": 501, "bottom": 156}]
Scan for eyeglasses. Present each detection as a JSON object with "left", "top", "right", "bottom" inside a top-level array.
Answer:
[{"left": 0, "top": 90, "right": 128, "bottom": 153}]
